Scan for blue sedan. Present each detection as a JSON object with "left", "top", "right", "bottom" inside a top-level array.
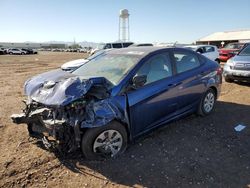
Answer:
[{"left": 11, "top": 47, "right": 222, "bottom": 159}]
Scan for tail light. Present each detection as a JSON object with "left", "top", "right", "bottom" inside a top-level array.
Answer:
[{"left": 216, "top": 67, "right": 222, "bottom": 75}]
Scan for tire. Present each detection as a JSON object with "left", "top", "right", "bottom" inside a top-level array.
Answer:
[
  {"left": 9, "top": 52, "right": 13, "bottom": 55},
  {"left": 224, "top": 76, "right": 233, "bottom": 83},
  {"left": 197, "top": 88, "right": 216, "bottom": 116},
  {"left": 21, "top": 52, "right": 25, "bottom": 55},
  {"left": 81, "top": 121, "right": 128, "bottom": 160}
]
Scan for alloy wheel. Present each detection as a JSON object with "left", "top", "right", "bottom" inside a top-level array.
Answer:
[
  {"left": 93, "top": 129, "right": 123, "bottom": 157},
  {"left": 203, "top": 92, "right": 215, "bottom": 113}
]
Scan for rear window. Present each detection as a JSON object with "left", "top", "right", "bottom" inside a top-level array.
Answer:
[{"left": 224, "top": 43, "right": 244, "bottom": 49}]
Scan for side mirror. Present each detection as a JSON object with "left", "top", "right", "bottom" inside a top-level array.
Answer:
[{"left": 132, "top": 75, "right": 147, "bottom": 88}]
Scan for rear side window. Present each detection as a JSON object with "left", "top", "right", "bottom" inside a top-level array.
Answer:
[
  {"left": 136, "top": 53, "right": 172, "bottom": 85},
  {"left": 174, "top": 51, "right": 200, "bottom": 73},
  {"left": 112, "top": 43, "right": 122, "bottom": 48}
]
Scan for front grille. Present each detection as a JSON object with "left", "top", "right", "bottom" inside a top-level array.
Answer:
[{"left": 233, "top": 63, "right": 250, "bottom": 71}]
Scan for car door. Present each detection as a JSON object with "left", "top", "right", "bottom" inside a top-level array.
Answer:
[
  {"left": 171, "top": 49, "right": 207, "bottom": 112},
  {"left": 13, "top": 49, "right": 19, "bottom": 54},
  {"left": 126, "top": 51, "right": 180, "bottom": 136}
]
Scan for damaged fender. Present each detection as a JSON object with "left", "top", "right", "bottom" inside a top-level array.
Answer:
[{"left": 81, "top": 98, "right": 127, "bottom": 128}]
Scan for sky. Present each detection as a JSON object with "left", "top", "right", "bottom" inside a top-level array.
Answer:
[{"left": 1, "top": 0, "right": 250, "bottom": 44}]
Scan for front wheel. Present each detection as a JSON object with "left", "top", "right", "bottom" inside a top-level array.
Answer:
[
  {"left": 224, "top": 76, "right": 233, "bottom": 83},
  {"left": 198, "top": 88, "right": 216, "bottom": 116},
  {"left": 81, "top": 121, "right": 128, "bottom": 160}
]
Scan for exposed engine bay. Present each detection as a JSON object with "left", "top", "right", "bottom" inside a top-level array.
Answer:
[{"left": 11, "top": 69, "right": 125, "bottom": 153}]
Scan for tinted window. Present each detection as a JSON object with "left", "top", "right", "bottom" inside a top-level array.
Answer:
[
  {"left": 122, "top": 42, "right": 134, "bottom": 47},
  {"left": 135, "top": 53, "right": 172, "bottom": 85},
  {"left": 112, "top": 43, "right": 122, "bottom": 48},
  {"left": 174, "top": 51, "right": 200, "bottom": 73}
]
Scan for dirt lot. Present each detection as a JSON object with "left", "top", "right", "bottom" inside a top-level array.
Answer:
[{"left": 0, "top": 52, "right": 250, "bottom": 188}]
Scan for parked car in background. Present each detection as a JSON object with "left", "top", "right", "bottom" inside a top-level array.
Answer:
[
  {"left": 78, "top": 48, "right": 87, "bottom": 53},
  {"left": 0, "top": 48, "right": 7, "bottom": 54},
  {"left": 223, "top": 43, "right": 250, "bottom": 83},
  {"left": 21, "top": 48, "right": 38, "bottom": 54},
  {"left": 184, "top": 45, "right": 220, "bottom": 63},
  {"left": 11, "top": 47, "right": 222, "bottom": 160},
  {"left": 61, "top": 49, "right": 111, "bottom": 72},
  {"left": 8, "top": 48, "right": 26, "bottom": 55},
  {"left": 219, "top": 43, "right": 245, "bottom": 62},
  {"left": 0, "top": 49, "right": 4, "bottom": 55},
  {"left": 90, "top": 42, "right": 134, "bottom": 55},
  {"left": 129, "top": 43, "right": 153, "bottom": 47}
]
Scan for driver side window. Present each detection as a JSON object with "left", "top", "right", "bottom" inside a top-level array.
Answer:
[{"left": 135, "top": 53, "right": 173, "bottom": 86}]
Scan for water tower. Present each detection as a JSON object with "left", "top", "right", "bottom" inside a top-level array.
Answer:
[{"left": 119, "top": 9, "right": 130, "bottom": 42}]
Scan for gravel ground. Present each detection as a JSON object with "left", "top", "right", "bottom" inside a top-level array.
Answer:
[{"left": 0, "top": 52, "right": 249, "bottom": 188}]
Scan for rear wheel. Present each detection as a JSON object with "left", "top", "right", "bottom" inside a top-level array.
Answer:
[
  {"left": 81, "top": 121, "right": 128, "bottom": 160},
  {"left": 9, "top": 52, "right": 13, "bottom": 55},
  {"left": 198, "top": 88, "right": 216, "bottom": 116}
]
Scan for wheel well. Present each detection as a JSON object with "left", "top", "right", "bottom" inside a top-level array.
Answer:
[
  {"left": 209, "top": 86, "right": 217, "bottom": 99},
  {"left": 80, "top": 120, "right": 131, "bottom": 140}
]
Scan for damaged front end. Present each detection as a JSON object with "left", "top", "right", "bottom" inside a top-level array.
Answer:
[{"left": 11, "top": 69, "right": 125, "bottom": 153}]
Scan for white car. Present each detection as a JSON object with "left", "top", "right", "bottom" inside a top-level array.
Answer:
[
  {"left": 61, "top": 49, "right": 111, "bottom": 72},
  {"left": 8, "top": 48, "right": 26, "bottom": 55},
  {"left": 184, "top": 45, "right": 220, "bottom": 64},
  {"left": 90, "top": 42, "right": 134, "bottom": 55}
]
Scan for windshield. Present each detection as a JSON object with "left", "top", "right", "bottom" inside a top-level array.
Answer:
[
  {"left": 224, "top": 43, "right": 243, "bottom": 49},
  {"left": 87, "top": 50, "right": 105, "bottom": 60},
  {"left": 238, "top": 45, "right": 250, "bottom": 56},
  {"left": 73, "top": 53, "right": 140, "bottom": 85}
]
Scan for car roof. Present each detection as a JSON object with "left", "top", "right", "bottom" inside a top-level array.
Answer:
[
  {"left": 185, "top": 45, "right": 216, "bottom": 48},
  {"left": 106, "top": 46, "right": 190, "bottom": 57},
  {"left": 107, "top": 46, "right": 167, "bottom": 56}
]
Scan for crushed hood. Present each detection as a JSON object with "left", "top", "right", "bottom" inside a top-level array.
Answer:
[{"left": 24, "top": 69, "right": 111, "bottom": 106}]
